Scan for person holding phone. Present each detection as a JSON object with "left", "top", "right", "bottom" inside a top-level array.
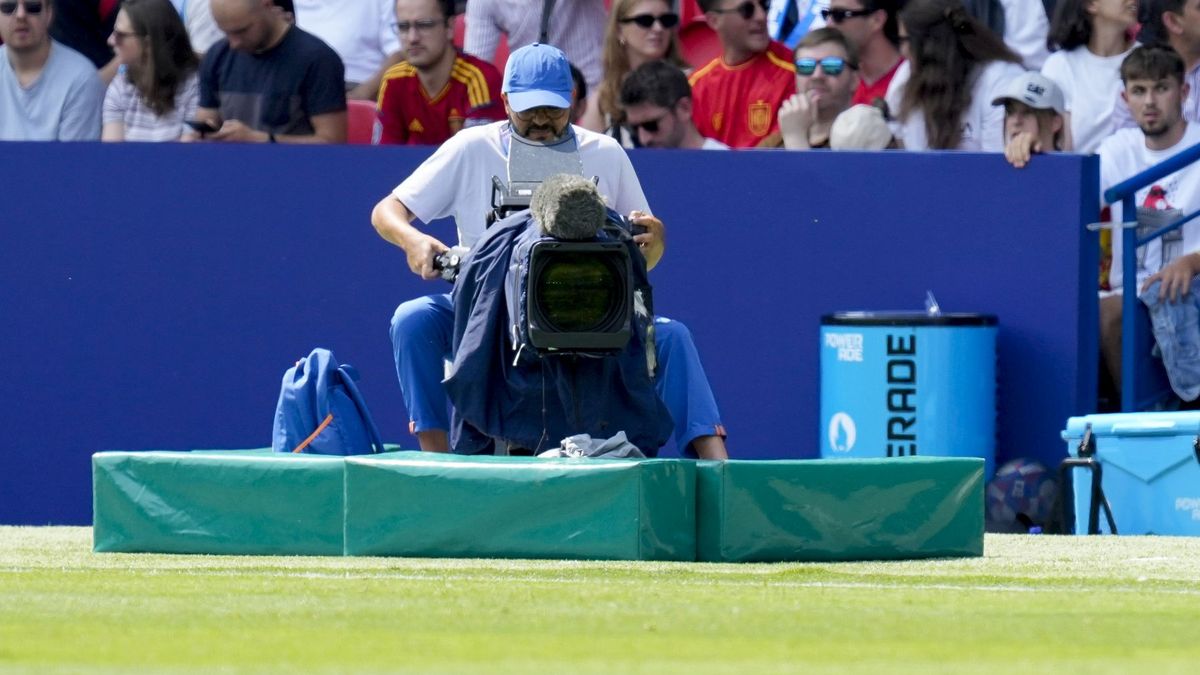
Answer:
[
  {"left": 190, "top": 0, "right": 346, "bottom": 144},
  {"left": 102, "top": 0, "right": 200, "bottom": 142}
]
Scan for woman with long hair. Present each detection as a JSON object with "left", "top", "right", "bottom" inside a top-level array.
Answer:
[
  {"left": 579, "top": 0, "right": 689, "bottom": 144},
  {"left": 897, "top": 0, "right": 1025, "bottom": 150},
  {"left": 102, "top": 0, "right": 200, "bottom": 141},
  {"left": 1041, "top": 0, "right": 1137, "bottom": 153}
]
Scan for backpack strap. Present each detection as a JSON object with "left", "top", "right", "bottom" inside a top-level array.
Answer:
[
  {"left": 336, "top": 364, "right": 387, "bottom": 454},
  {"left": 539, "top": 0, "right": 556, "bottom": 44}
]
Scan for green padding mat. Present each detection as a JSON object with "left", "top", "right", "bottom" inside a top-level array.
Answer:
[
  {"left": 696, "top": 457, "right": 984, "bottom": 562},
  {"left": 93, "top": 451, "right": 345, "bottom": 556},
  {"left": 344, "top": 452, "right": 695, "bottom": 561}
]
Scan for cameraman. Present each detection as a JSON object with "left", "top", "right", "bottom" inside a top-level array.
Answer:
[{"left": 371, "top": 43, "right": 728, "bottom": 460}]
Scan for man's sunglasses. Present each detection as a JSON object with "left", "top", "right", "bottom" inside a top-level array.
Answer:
[
  {"left": 821, "top": 8, "right": 874, "bottom": 24},
  {"left": 708, "top": 0, "right": 769, "bottom": 21},
  {"left": 619, "top": 12, "right": 680, "bottom": 29},
  {"left": 0, "top": 1, "right": 45, "bottom": 15},
  {"left": 629, "top": 115, "right": 668, "bottom": 134},
  {"left": 794, "top": 57, "right": 850, "bottom": 76}
]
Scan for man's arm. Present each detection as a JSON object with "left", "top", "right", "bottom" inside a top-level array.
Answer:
[
  {"left": 371, "top": 196, "right": 451, "bottom": 279},
  {"left": 628, "top": 211, "right": 665, "bottom": 271},
  {"left": 58, "top": 73, "right": 105, "bottom": 141},
  {"left": 463, "top": 0, "right": 501, "bottom": 62}
]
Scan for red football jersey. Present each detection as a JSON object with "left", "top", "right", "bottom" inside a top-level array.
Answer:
[
  {"left": 377, "top": 52, "right": 504, "bottom": 145},
  {"left": 688, "top": 42, "right": 796, "bottom": 148},
  {"left": 852, "top": 58, "right": 905, "bottom": 108}
]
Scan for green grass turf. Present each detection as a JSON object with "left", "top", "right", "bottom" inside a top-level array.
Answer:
[{"left": 2, "top": 527, "right": 1200, "bottom": 674}]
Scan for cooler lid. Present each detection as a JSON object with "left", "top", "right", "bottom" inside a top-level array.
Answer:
[
  {"left": 1062, "top": 411, "right": 1200, "bottom": 440},
  {"left": 821, "top": 312, "right": 997, "bottom": 327}
]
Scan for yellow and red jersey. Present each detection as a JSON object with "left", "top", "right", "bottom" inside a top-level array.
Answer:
[
  {"left": 688, "top": 42, "right": 796, "bottom": 148},
  {"left": 377, "top": 51, "right": 504, "bottom": 145}
]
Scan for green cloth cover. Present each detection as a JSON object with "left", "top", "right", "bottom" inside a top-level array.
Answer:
[
  {"left": 93, "top": 451, "right": 345, "bottom": 555},
  {"left": 344, "top": 452, "right": 695, "bottom": 561},
  {"left": 696, "top": 457, "right": 984, "bottom": 562}
]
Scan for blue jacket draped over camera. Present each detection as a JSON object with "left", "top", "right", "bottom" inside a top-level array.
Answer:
[{"left": 443, "top": 209, "right": 673, "bottom": 456}]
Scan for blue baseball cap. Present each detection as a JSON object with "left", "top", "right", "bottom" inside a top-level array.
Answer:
[{"left": 502, "top": 43, "right": 574, "bottom": 112}]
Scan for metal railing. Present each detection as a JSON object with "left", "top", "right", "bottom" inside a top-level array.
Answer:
[{"left": 1102, "top": 141, "right": 1200, "bottom": 410}]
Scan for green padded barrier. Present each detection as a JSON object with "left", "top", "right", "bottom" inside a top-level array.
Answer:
[
  {"left": 93, "top": 451, "right": 345, "bottom": 555},
  {"left": 344, "top": 452, "right": 695, "bottom": 561},
  {"left": 696, "top": 457, "right": 984, "bottom": 562}
]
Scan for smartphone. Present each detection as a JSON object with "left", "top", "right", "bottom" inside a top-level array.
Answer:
[{"left": 184, "top": 119, "right": 220, "bottom": 135}]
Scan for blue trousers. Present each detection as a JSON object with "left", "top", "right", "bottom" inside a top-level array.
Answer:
[{"left": 389, "top": 293, "right": 725, "bottom": 452}]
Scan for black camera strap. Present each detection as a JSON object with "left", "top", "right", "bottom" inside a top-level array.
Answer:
[{"left": 539, "top": 0, "right": 556, "bottom": 44}]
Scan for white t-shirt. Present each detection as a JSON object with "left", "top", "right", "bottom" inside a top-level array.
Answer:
[
  {"left": 1041, "top": 44, "right": 1135, "bottom": 154},
  {"left": 103, "top": 70, "right": 200, "bottom": 141},
  {"left": 998, "top": 0, "right": 1051, "bottom": 70},
  {"left": 393, "top": 122, "right": 650, "bottom": 248},
  {"left": 701, "top": 137, "right": 730, "bottom": 150},
  {"left": 294, "top": 0, "right": 400, "bottom": 85},
  {"left": 172, "top": 0, "right": 223, "bottom": 55},
  {"left": 898, "top": 60, "right": 1026, "bottom": 151},
  {"left": 1100, "top": 123, "right": 1200, "bottom": 292}
]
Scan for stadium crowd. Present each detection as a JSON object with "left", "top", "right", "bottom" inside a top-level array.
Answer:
[{"left": 3, "top": 0, "right": 1200, "bottom": 415}]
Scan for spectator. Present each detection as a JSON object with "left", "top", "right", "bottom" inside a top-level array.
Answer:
[
  {"left": 376, "top": 0, "right": 503, "bottom": 145},
  {"left": 464, "top": 0, "right": 606, "bottom": 93},
  {"left": 102, "top": 0, "right": 199, "bottom": 141},
  {"left": 1109, "top": 0, "right": 1200, "bottom": 131},
  {"left": 821, "top": 0, "right": 906, "bottom": 108},
  {"left": 778, "top": 27, "right": 860, "bottom": 149},
  {"left": 568, "top": 61, "right": 586, "bottom": 122},
  {"left": 580, "top": 0, "right": 688, "bottom": 145},
  {"left": 193, "top": 0, "right": 346, "bottom": 143},
  {"left": 370, "top": 43, "right": 729, "bottom": 459},
  {"left": 690, "top": 0, "right": 797, "bottom": 148},
  {"left": 293, "top": 0, "right": 399, "bottom": 97},
  {"left": 1099, "top": 45, "right": 1200, "bottom": 392},
  {"left": 620, "top": 59, "right": 728, "bottom": 148},
  {"left": 829, "top": 102, "right": 897, "bottom": 148},
  {"left": 1040, "top": 0, "right": 1137, "bottom": 154},
  {"left": 49, "top": 0, "right": 119, "bottom": 81},
  {"left": 896, "top": 0, "right": 1025, "bottom": 151},
  {"left": 169, "top": 0, "right": 222, "bottom": 54},
  {"left": 1, "top": 0, "right": 105, "bottom": 140},
  {"left": 994, "top": 71, "right": 1066, "bottom": 167}
]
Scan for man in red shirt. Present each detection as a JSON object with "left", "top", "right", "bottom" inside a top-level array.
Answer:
[
  {"left": 821, "top": 0, "right": 905, "bottom": 110},
  {"left": 376, "top": 0, "right": 503, "bottom": 145},
  {"left": 688, "top": 0, "right": 795, "bottom": 148}
]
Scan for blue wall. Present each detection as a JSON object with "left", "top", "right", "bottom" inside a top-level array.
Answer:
[{"left": 0, "top": 142, "right": 1098, "bottom": 525}]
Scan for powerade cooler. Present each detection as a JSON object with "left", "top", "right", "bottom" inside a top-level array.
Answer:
[{"left": 820, "top": 313, "right": 997, "bottom": 477}]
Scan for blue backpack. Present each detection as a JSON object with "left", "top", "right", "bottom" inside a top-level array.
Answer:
[{"left": 272, "top": 348, "right": 385, "bottom": 456}]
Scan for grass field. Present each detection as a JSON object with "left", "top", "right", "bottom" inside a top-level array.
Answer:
[{"left": 2, "top": 527, "right": 1199, "bottom": 673}]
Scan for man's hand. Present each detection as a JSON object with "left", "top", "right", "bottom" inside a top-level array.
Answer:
[
  {"left": 208, "top": 120, "right": 270, "bottom": 143},
  {"left": 629, "top": 210, "right": 665, "bottom": 271},
  {"left": 406, "top": 233, "right": 451, "bottom": 280},
  {"left": 1004, "top": 131, "right": 1042, "bottom": 169},
  {"left": 778, "top": 91, "right": 816, "bottom": 150},
  {"left": 1142, "top": 252, "right": 1200, "bottom": 302}
]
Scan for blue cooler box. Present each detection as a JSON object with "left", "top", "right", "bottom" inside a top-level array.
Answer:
[
  {"left": 1063, "top": 412, "right": 1200, "bottom": 536},
  {"left": 820, "top": 313, "right": 997, "bottom": 477}
]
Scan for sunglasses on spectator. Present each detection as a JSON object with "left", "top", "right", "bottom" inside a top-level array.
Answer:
[
  {"left": 390, "top": 18, "right": 444, "bottom": 35},
  {"left": 619, "top": 12, "right": 679, "bottom": 29},
  {"left": 708, "top": 0, "right": 769, "bottom": 20},
  {"left": 794, "top": 57, "right": 850, "bottom": 76},
  {"left": 821, "top": 8, "right": 874, "bottom": 23},
  {"left": 0, "top": 0, "right": 44, "bottom": 15},
  {"left": 111, "top": 30, "right": 143, "bottom": 44},
  {"left": 628, "top": 114, "right": 670, "bottom": 134}
]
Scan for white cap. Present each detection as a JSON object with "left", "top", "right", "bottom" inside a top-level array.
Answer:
[
  {"left": 830, "top": 105, "right": 893, "bottom": 150},
  {"left": 991, "top": 72, "right": 1065, "bottom": 115}
]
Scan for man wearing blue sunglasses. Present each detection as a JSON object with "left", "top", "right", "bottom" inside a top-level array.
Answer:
[{"left": 778, "top": 28, "right": 859, "bottom": 149}]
